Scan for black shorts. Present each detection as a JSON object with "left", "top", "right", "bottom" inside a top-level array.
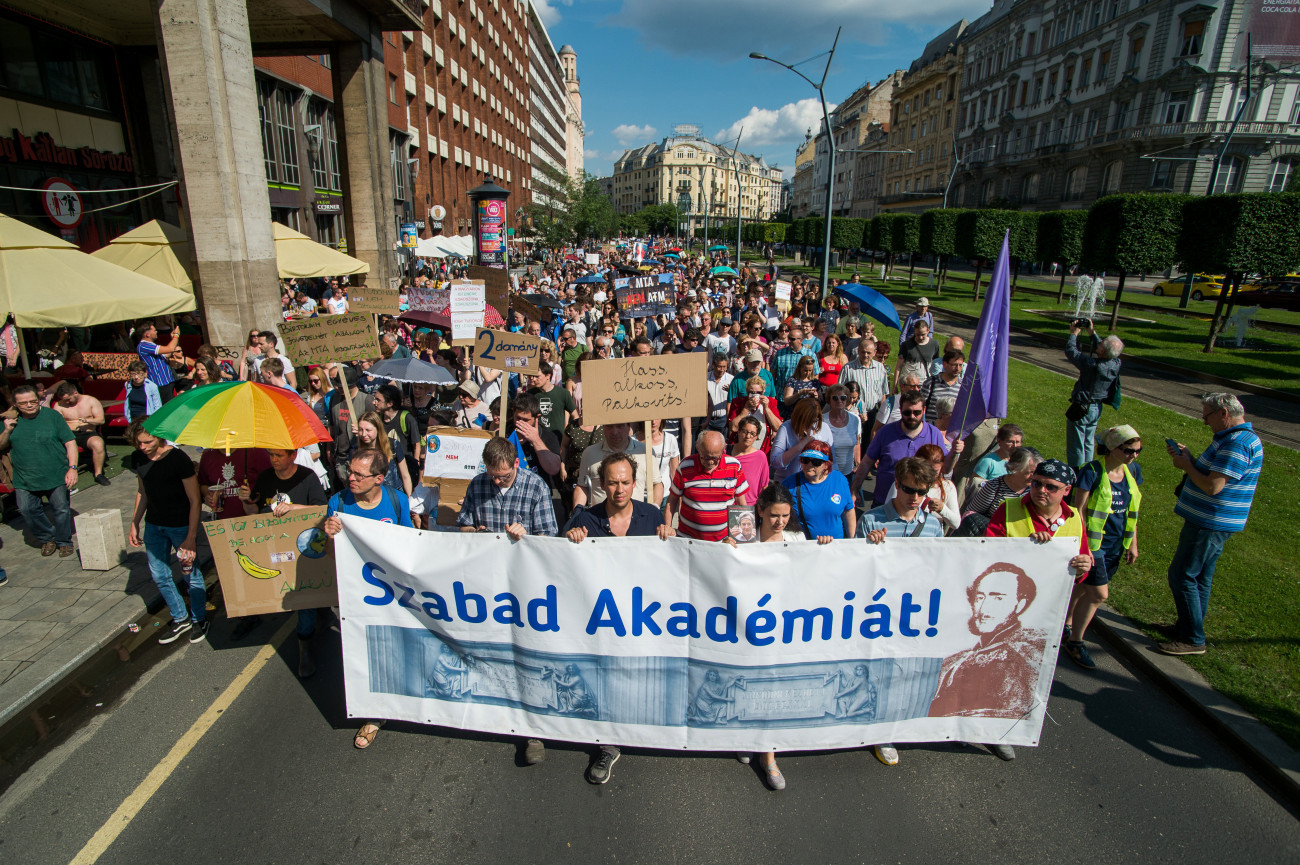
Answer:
[
  {"left": 74, "top": 429, "right": 103, "bottom": 450},
  {"left": 1082, "top": 550, "right": 1122, "bottom": 587}
]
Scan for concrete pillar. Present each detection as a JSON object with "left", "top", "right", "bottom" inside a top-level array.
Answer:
[
  {"left": 334, "top": 36, "right": 398, "bottom": 287},
  {"left": 154, "top": 0, "right": 279, "bottom": 346}
]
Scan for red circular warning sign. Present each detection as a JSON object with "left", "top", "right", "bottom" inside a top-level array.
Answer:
[{"left": 41, "top": 178, "right": 84, "bottom": 229}]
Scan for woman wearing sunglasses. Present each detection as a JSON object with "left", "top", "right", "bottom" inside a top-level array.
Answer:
[
  {"left": 782, "top": 440, "right": 855, "bottom": 542},
  {"left": 822, "top": 384, "right": 861, "bottom": 478},
  {"left": 1065, "top": 425, "right": 1143, "bottom": 670}
]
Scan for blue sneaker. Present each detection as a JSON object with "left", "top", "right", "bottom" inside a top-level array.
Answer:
[
  {"left": 0, "top": 569, "right": 7, "bottom": 586},
  {"left": 1065, "top": 640, "right": 1096, "bottom": 670}
]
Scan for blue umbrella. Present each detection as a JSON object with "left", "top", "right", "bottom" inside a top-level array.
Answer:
[
  {"left": 574, "top": 273, "right": 606, "bottom": 284},
  {"left": 710, "top": 266, "right": 738, "bottom": 276},
  {"left": 642, "top": 259, "right": 661, "bottom": 265},
  {"left": 663, "top": 252, "right": 680, "bottom": 258},
  {"left": 833, "top": 282, "right": 902, "bottom": 331}
]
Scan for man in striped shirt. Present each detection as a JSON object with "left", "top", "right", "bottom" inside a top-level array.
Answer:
[
  {"left": 135, "top": 319, "right": 179, "bottom": 403},
  {"left": 666, "top": 431, "right": 749, "bottom": 541},
  {"left": 920, "top": 349, "right": 966, "bottom": 425},
  {"left": 1160, "top": 392, "right": 1263, "bottom": 656}
]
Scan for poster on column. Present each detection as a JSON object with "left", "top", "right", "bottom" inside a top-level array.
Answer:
[
  {"left": 334, "top": 524, "right": 1075, "bottom": 751},
  {"left": 204, "top": 507, "right": 337, "bottom": 617}
]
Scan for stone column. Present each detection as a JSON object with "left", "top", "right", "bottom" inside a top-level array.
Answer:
[
  {"left": 154, "top": 0, "right": 279, "bottom": 345},
  {"left": 334, "top": 35, "right": 397, "bottom": 287}
]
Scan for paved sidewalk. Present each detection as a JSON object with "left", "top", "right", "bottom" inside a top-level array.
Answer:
[{"left": 0, "top": 477, "right": 163, "bottom": 729}]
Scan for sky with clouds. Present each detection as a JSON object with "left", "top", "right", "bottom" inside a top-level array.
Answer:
[{"left": 536, "top": 0, "right": 991, "bottom": 184}]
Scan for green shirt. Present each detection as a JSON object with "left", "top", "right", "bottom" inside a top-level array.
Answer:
[
  {"left": 10, "top": 407, "right": 75, "bottom": 491},
  {"left": 561, "top": 346, "right": 585, "bottom": 382}
]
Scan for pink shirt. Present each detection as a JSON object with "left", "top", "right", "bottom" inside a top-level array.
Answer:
[{"left": 732, "top": 449, "right": 770, "bottom": 507}]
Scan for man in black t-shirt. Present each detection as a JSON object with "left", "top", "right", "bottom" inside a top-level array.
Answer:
[{"left": 236, "top": 448, "right": 329, "bottom": 678}]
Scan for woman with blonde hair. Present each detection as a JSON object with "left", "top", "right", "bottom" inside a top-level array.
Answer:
[
  {"left": 817, "top": 333, "right": 848, "bottom": 388},
  {"left": 782, "top": 355, "right": 820, "bottom": 413},
  {"left": 769, "top": 396, "right": 834, "bottom": 483},
  {"left": 350, "top": 411, "right": 412, "bottom": 496}
]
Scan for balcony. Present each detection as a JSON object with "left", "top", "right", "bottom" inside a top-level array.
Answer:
[{"left": 1117, "top": 120, "right": 1296, "bottom": 141}]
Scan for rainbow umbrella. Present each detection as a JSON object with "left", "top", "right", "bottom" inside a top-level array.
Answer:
[{"left": 143, "top": 381, "right": 330, "bottom": 453}]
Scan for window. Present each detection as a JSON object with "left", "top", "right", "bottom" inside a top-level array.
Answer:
[
  {"left": 258, "top": 80, "right": 278, "bottom": 183},
  {"left": 979, "top": 179, "right": 994, "bottom": 205},
  {"left": 388, "top": 74, "right": 397, "bottom": 104},
  {"left": 1033, "top": 75, "right": 1043, "bottom": 104},
  {"left": 1099, "top": 50, "right": 1111, "bottom": 81},
  {"left": 1047, "top": 72, "right": 1058, "bottom": 99},
  {"left": 1021, "top": 173, "right": 1040, "bottom": 202},
  {"left": 1150, "top": 160, "right": 1175, "bottom": 190},
  {"left": 1080, "top": 58, "right": 1093, "bottom": 88},
  {"left": 1064, "top": 64, "right": 1075, "bottom": 92},
  {"left": 1112, "top": 99, "right": 1131, "bottom": 131},
  {"left": 1180, "top": 20, "right": 1204, "bottom": 57},
  {"left": 1108, "top": 0, "right": 1123, "bottom": 21},
  {"left": 1268, "top": 159, "right": 1295, "bottom": 192},
  {"left": 0, "top": 21, "right": 110, "bottom": 111},
  {"left": 1019, "top": 81, "right": 1028, "bottom": 107},
  {"left": 1164, "top": 90, "right": 1190, "bottom": 123},
  {"left": 274, "top": 86, "right": 299, "bottom": 187},
  {"left": 390, "top": 134, "right": 407, "bottom": 201},
  {"left": 1100, "top": 160, "right": 1123, "bottom": 194},
  {"left": 1127, "top": 36, "right": 1144, "bottom": 72},
  {"left": 1027, "top": 33, "right": 1036, "bottom": 55},
  {"left": 1211, "top": 156, "right": 1244, "bottom": 194},
  {"left": 1064, "top": 166, "right": 1087, "bottom": 200}
]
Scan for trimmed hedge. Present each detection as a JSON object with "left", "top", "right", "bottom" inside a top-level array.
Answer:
[
  {"left": 919, "top": 208, "right": 967, "bottom": 256},
  {"left": 1177, "top": 193, "right": 1300, "bottom": 277},
  {"left": 1081, "top": 193, "right": 1190, "bottom": 273},
  {"left": 1036, "top": 210, "right": 1088, "bottom": 267}
]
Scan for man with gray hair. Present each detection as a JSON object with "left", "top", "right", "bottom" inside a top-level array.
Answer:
[
  {"left": 1065, "top": 320, "right": 1122, "bottom": 469},
  {"left": 1160, "top": 393, "right": 1263, "bottom": 655}
]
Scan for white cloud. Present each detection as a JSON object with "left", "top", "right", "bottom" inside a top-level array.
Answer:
[
  {"left": 533, "top": 0, "right": 572, "bottom": 28},
  {"left": 611, "top": 0, "right": 988, "bottom": 59},
  {"left": 715, "top": 98, "right": 835, "bottom": 152},
  {"left": 611, "top": 123, "right": 659, "bottom": 146}
]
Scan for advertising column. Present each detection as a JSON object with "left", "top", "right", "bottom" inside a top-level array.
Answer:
[{"left": 467, "top": 177, "right": 510, "bottom": 270}]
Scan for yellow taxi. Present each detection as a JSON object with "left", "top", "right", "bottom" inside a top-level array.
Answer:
[{"left": 1150, "top": 274, "right": 1225, "bottom": 301}]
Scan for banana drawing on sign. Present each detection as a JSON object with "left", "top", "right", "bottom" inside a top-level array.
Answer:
[{"left": 203, "top": 507, "right": 337, "bottom": 616}]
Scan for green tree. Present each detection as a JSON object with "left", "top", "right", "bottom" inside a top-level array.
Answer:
[
  {"left": 1037, "top": 210, "right": 1089, "bottom": 301},
  {"left": 955, "top": 209, "right": 1019, "bottom": 300},
  {"left": 526, "top": 170, "right": 618, "bottom": 246},
  {"left": 892, "top": 213, "right": 922, "bottom": 288},
  {"left": 1083, "top": 193, "right": 1190, "bottom": 330},
  {"left": 763, "top": 222, "right": 787, "bottom": 244},
  {"left": 1009, "top": 211, "right": 1039, "bottom": 296},
  {"left": 919, "top": 208, "right": 967, "bottom": 295},
  {"left": 1177, "top": 192, "right": 1300, "bottom": 350}
]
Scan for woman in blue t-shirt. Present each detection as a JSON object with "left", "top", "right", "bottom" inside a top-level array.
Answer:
[
  {"left": 1065, "top": 424, "right": 1144, "bottom": 670},
  {"left": 781, "top": 439, "right": 856, "bottom": 541}
]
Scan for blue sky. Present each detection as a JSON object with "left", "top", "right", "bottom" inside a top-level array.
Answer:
[{"left": 535, "top": 0, "right": 993, "bottom": 183}]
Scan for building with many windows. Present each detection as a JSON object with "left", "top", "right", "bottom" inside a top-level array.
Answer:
[
  {"left": 950, "top": 0, "right": 1299, "bottom": 210},
  {"left": 879, "top": 21, "right": 967, "bottom": 213},
  {"left": 528, "top": 7, "right": 579, "bottom": 208},
  {"left": 610, "top": 125, "right": 783, "bottom": 231}
]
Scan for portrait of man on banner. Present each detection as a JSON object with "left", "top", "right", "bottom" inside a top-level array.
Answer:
[{"left": 928, "top": 562, "right": 1048, "bottom": 720}]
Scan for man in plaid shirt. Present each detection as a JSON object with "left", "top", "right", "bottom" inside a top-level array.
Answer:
[
  {"left": 458, "top": 437, "right": 559, "bottom": 539},
  {"left": 771, "top": 325, "right": 820, "bottom": 390}
]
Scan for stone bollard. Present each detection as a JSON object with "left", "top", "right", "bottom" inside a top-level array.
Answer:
[{"left": 74, "top": 508, "right": 126, "bottom": 570}]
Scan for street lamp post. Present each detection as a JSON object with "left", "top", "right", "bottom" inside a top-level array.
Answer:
[{"left": 751, "top": 27, "right": 841, "bottom": 299}]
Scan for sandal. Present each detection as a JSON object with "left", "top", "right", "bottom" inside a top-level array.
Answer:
[{"left": 354, "top": 721, "right": 382, "bottom": 749}]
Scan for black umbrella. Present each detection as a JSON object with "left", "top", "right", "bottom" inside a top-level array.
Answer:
[{"left": 520, "top": 293, "right": 563, "bottom": 310}]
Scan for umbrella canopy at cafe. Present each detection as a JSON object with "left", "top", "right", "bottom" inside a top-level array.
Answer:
[
  {"left": 399, "top": 309, "right": 451, "bottom": 329},
  {"left": 0, "top": 213, "right": 196, "bottom": 329},
  {"left": 366, "top": 356, "right": 457, "bottom": 385},
  {"left": 89, "top": 219, "right": 195, "bottom": 294},
  {"left": 143, "top": 380, "right": 330, "bottom": 452},
  {"left": 273, "top": 222, "right": 369, "bottom": 279},
  {"left": 833, "top": 282, "right": 903, "bottom": 331}
]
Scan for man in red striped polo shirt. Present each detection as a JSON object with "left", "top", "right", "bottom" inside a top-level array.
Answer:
[{"left": 666, "top": 430, "right": 749, "bottom": 541}]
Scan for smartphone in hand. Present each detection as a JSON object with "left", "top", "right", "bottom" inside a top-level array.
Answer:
[{"left": 1165, "top": 437, "right": 1180, "bottom": 452}]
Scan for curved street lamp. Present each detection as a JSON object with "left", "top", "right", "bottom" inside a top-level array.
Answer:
[{"left": 751, "top": 27, "right": 841, "bottom": 298}]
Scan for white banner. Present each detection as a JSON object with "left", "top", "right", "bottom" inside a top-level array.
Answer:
[
  {"left": 449, "top": 284, "right": 485, "bottom": 312},
  {"left": 336, "top": 522, "right": 1075, "bottom": 751}
]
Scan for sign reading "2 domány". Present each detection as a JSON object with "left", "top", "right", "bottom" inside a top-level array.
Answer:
[{"left": 473, "top": 327, "right": 541, "bottom": 375}]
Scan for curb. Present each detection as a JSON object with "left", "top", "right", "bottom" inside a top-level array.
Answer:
[{"left": 1090, "top": 605, "right": 1300, "bottom": 806}]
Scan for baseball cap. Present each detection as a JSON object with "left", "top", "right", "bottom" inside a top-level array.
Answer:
[
  {"left": 798, "top": 440, "right": 832, "bottom": 462},
  {"left": 744, "top": 348, "right": 763, "bottom": 363},
  {"left": 916, "top": 297, "right": 931, "bottom": 308}
]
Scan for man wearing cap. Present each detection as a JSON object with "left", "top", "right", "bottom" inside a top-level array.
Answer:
[
  {"left": 453, "top": 381, "right": 491, "bottom": 429},
  {"left": 728, "top": 348, "right": 776, "bottom": 400},
  {"left": 900, "top": 299, "right": 934, "bottom": 349},
  {"left": 978, "top": 457, "right": 1092, "bottom": 760}
]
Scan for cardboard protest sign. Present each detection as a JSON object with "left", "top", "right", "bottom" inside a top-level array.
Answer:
[
  {"left": 510, "top": 293, "right": 545, "bottom": 324},
  {"left": 421, "top": 426, "right": 493, "bottom": 526},
  {"left": 347, "top": 286, "right": 401, "bottom": 316},
  {"left": 615, "top": 273, "right": 677, "bottom": 318},
  {"left": 581, "top": 352, "right": 708, "bottom": 426},
  {"left": 407, "top": 284, "right": 443, "bottom": 312},
  {"left": 278, "top": 313, "right": 380, "bottom": 366},
  {"left": 466, "top": 265, "right": 510, "bottom": 321},
  {"left": 474, "top": 328, "right": 541, "bottom": 375},
  {"left": 80, "top": 352, "right": 135, "bottom": 378},
  {"left": 204, "top": 507, "right": 336, "bottom": 617},
  {"left": 450, "top": 283, "right": 485, "bottom": 312},
  {"left": 585, "top": 253, "right": 600, "bottom": 266}
]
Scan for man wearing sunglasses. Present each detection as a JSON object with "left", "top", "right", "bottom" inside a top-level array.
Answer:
[
  {"left": 974, "top": 458, "right": 1092, "bottom": 760},
  {"left": 852, "top": 391, "right": 952, "bottom": 508}
]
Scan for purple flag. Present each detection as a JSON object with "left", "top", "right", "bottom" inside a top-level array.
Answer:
[{"left": 952, "top": 230, "right": 1011, "bottom": 441}]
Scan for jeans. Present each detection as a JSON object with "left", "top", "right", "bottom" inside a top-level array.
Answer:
[
  {"left": 297, "top": 608, "right": 317, "bottom": 638},
  {"left": 1166, "top": 521, "right": 1232, "bottom": 646},
  {"left": 1065, "top": 401, "right": 1102, "bottom": 469},
  {"left": 16, "top": 486, "right": 73, "bottom": 546},
  {"left": 143, "top": 522, "right": 205, "bottom": 623}
]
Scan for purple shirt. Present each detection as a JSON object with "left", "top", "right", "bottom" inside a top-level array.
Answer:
[{"left": 865, "top": 421, "right": 948, "bottom": 505}]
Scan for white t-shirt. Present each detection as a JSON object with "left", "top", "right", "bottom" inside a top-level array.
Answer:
[
  {"left": 327, "top": 296, "right": 348, "bottom": 314},
  {"left": 823, "top": 412, "right": 862, "bottom": 476}
]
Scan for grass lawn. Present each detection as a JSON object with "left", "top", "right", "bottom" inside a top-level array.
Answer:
[
  {"left": 1003, "top": 358, "right": 1300, "bottom": 749},
  {"left": 751, "top": 256, "right": 1300, "bottom": 395}
]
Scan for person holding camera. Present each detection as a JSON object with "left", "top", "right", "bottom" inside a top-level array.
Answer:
[{"left": 1064, "top": 320, "right": 1123, "bottom": 470}]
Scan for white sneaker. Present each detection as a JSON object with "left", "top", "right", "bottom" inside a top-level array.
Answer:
[{"left": 873, "top": 744, "right": 899, "bottom": 765}]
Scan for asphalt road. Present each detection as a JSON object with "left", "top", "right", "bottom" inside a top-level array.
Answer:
[{"left": 0, "top": 613, "right": 1296, "bottom": 865}]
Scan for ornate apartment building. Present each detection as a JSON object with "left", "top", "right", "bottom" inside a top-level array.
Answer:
[
  {"left": 951, "top": 0, "right": 1299, "bottom": 211},
  {"left": 878, "top": 21, "right": 968, "bottom": 213},
  {"left": 610, "top": 125, "right": 783, "bottom": 229}
]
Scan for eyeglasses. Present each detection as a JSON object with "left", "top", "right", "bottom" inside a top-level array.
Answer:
[
  {"left": 1030, "top": 479, "right": 1066, "bottom": 493},
  {"left": 1120, "top": 446, "right": 1143, "bottom": 456},
  {"left": 1201, "top": 408, "right": 1221, "bottom": 420},
  {"left": 800, "top": 457, "right": 826, "bottom": 466},
  {"left": 14, "top": 399, "right": 38, "bottom": 407},
  {"left": 901, "top": 384, "right": 921, "bottom": 391},
  {"left": 738, "top": 428, "right": 758, "bottom": 437},
  {"left": 900, "top": 410, "right": 924, "bottom": 417},
  {"left": 898, "top": 482, "right": 930, "bottom": 495},
  {"left": 347, "top": 471, "right": 381, "bottom": 479},
  {"left": 830, "top": 395, "right": 850, "bottom": 402}
]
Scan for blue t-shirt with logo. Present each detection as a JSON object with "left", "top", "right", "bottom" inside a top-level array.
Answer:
[
  {"left": 783, "top": 469, "right": 854, "bottom": 539},
  {"left": 327, "top": 485, "right": 412, "bottom": 527}
]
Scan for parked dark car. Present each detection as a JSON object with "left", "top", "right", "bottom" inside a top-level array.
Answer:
[{"left": 1252, "top": 280, "right": 1300, "bottom": 312}]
